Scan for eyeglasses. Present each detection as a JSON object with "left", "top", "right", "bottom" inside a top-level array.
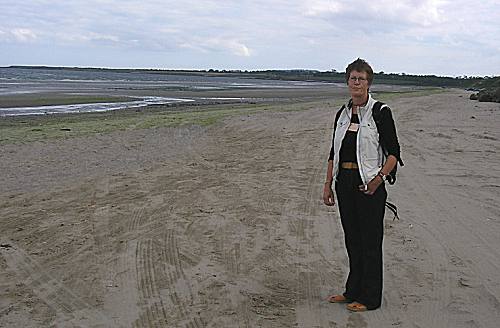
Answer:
[{"left": 349, "top": 76, "right": 367, "bottom": 83}]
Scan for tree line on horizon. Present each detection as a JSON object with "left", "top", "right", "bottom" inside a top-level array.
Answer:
[{"left": 5, "top": 65, "right": 500, "bottom": 89}]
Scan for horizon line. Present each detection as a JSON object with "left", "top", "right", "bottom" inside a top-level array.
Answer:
[{"left": 1, "top": 65, "right": 496, "bottom": 79}]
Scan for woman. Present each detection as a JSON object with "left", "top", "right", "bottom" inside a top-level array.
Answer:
[{"left": 323, "top": 58, "right": 401, "bottom": 311}]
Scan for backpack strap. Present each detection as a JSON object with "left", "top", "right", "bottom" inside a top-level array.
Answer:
[
  {"left": 333, "top": 102, "right": 348, "bottom": 131},
  {"left": 372, "top": 101, "right": 390, "bottom": 160},
  {"left": 372, "top": 101, "right": 386, "bottom": 142},
  {"left": 385, "top": 201, "right": 400, "bottom": 220}
]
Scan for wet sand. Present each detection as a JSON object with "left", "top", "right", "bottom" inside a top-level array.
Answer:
[{"left": 1, "top": 89, "right": 499, "bottom": 327}]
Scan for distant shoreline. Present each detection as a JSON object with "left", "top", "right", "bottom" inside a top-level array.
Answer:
[{"left": 1, "top": 65, "right": 491, "bottom": 88}]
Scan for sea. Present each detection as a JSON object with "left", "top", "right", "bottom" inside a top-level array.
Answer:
[{"left": 0, "top": 67, "right": 335, "bottom": 116}]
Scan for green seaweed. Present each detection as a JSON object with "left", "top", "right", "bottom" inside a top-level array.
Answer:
[{"left": 0, "top": 90, "right": 446, "bottom": 145}]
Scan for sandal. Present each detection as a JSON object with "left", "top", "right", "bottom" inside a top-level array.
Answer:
[
  {"left": 346, "top": 302, "right": 367, "bottom": 312},
  {"left": 327, "top": 294, "right": 351, "bottom": 303}
]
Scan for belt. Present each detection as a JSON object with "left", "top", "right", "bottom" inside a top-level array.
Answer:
[{"left": 341, "top": 162, "right": 358, "bottom": 169}]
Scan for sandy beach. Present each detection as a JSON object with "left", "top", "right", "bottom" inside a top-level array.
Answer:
[{"left": 1, "top": 89, "right": 499, "bottom": 327}]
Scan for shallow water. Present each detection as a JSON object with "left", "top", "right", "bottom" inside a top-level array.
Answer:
[
  {"left": 0, "top": 96, "right": 196, "bottom": 116},
  {"left": 0, "top": 67, "right": 335, "bottom": 116}
]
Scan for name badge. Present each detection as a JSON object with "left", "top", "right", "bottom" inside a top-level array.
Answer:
[{"left": 348, "top": 123, "right": 359, "bottom": 132}]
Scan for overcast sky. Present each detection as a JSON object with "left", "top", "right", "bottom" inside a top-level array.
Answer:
[{"left": 1, "top": 0, "right": 499, "bottom": 76}]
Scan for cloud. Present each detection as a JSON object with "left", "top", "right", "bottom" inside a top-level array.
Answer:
[
  {"left": 11, "top": 28, "right": 37, "bottom": 42},
  {"left": 304, "top": 0, "right": 345, "bottom": 16},
  {"left": 59, "top": 32, "right": 120, "bottom": 45},
  {"left": 0, "top": 0, "right": 498, "bottom": 75},
  {"left": 180, "top": 38, "right": 252, "bottom": 57},
  {"left": 303, "top": 0, "right": 448, "bottom": 30},
  {"left": 205, "top": 38, "right": 251, "bottom": 57}
]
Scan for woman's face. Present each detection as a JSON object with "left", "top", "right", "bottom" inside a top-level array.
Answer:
[{"left": 348, "top": 70, "right": 370, "bottom": 99}]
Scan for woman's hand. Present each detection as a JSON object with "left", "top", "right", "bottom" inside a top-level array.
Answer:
[
  {"left": 323, "top": 183, "right": 335, "bottom": 206},
  {"left": 358, "top": 176, "right": 383, "bottom": 195}
]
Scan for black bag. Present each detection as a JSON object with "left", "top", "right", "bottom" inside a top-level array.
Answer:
[
  {"left": 371, "top": 101, "right": 404, "bottom": 185},
  {"left": 372, "top": 101, "right": 404, "bottom": 220}
]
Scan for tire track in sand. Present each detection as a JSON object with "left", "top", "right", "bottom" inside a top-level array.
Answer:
[
  {"left": 132, "top": 229, "right": 203, "bottom": 327},
  {"left": 1, "top": 243, "right": 113, "bottom": 326},
  {"left": 284, "top": 113, "right": 333, "bottom": 327}
]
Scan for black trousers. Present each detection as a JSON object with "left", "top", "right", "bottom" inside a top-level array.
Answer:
[{"left": 335, "top": 168, "right": 387, "bottom": 310}]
